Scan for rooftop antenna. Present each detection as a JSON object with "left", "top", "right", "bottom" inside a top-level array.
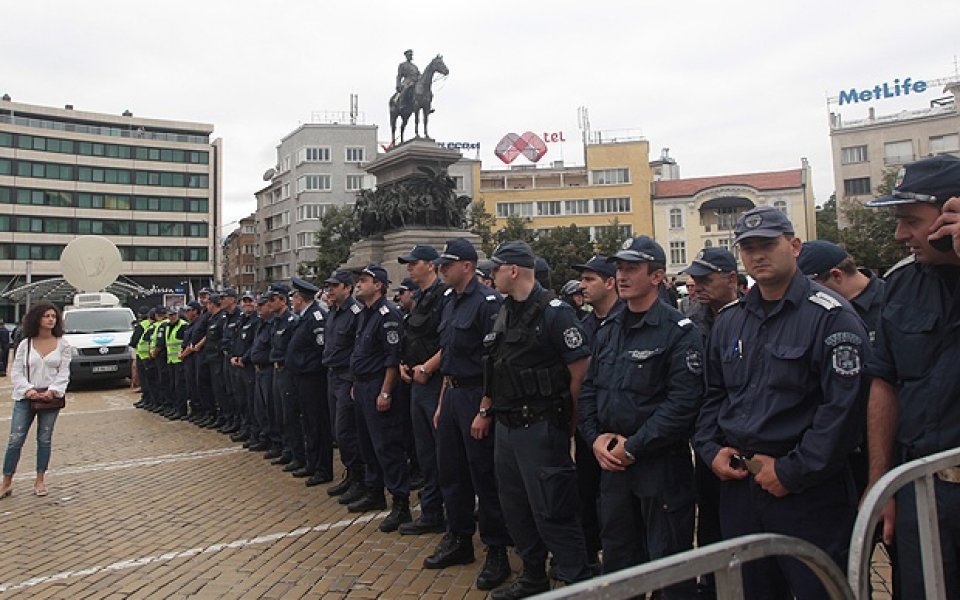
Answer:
[
  {"left": 577, "top": 106, "right": 591, "bottom": 145},
  {"left": 349, "top": 94, "right": 358, "bottom": 125}
]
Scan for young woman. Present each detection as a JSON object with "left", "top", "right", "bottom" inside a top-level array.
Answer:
[{"left": 1, "top": 303, "right": 71, "bottom": 498}]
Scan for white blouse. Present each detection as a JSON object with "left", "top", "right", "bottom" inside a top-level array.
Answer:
[{"left": 10, "top": 338, "right": 72, "bottom": 401}]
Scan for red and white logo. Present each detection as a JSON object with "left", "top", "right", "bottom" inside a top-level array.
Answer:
[{"left": 495, "top": 131, "right": 548, "bottom": 164}]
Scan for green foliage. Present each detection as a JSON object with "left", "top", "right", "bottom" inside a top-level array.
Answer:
[
  {"left": 494, "top": 214, "right": 537, "bottom": 245},
  {"left": 531, "top": 225, "right": 593, "bottom": 293},
  {"left": 815, "top": 194, "right": 839, "bottom": 243},
  {"left": 594, "top": 217, "right": 630, "bottom": 256},
  {"left": 835, "top": 167, "right": 907, "bottom": 273},
  {"left": 468, "top": 201, "right": 497, "bottom": 256},
  {"left": 302, "top": 206, "right": 362, "bottom": 281}
]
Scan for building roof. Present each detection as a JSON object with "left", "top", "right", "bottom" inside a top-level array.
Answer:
[{"left": 653, "top": 169, "right": 803, "bottom": 199}]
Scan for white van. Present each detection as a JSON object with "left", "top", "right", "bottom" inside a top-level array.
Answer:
[{"left": 62, "top": 292, "right": 135, "bottom": 383}]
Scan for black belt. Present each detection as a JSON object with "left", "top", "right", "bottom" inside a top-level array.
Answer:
[
  {"left": 329, "top": 366, "right": 350, "bottom": 374},
  {"left": 272, "top": 361, "right": 285, "bottom": 369},
  {"left": 354, "top": 372, "right": 382, "bottom": 383},
  {"left": 445, "top": 375, "right": 483, "bottom": 389},
  {"left": 495, "top": 404, "right": 564, "bottom": 428}
]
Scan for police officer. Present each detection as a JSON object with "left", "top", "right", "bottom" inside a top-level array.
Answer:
[
  {"left": 322, "top": 271, "right": 366, "bottom": 503},
  {"left": 266, "top": 283, "right": 303, "bottom": 469},
  {"left": 396, "top": 244, "right": 447, "bottom": 535},
  {"left": 477, "top": 260, "right": 496, "bottom": 289},
  {"left": 425, "top": 238, "right": 512, "bottom": 591},
  {"left": 147, "top": 306, "right": 169, "bottom": 413},
  {"left": 571, "top": 254, "right": 623, "bottom": 572},
  {"left": 229, "top": 292, "right": 259, "bottom": 443},
  {"left": 681, "top": 246, "right": 740, "bottom": 598},
  {"left": 485, "top": 241, "right": 592, "bottom": 598},
  {"left": 247, "top": 293, "right": 275, "bottom": 453},
  {"left": 394, "top": 277, "right": 416, "bottom": 313},
  {"left": 180, "top": 301, "right": 203, "bottom": 422},
  {"left": 132, "top": 307, "right": 153, "bottom": 409},
  {"left": 162, "top": 307, "right": 189, "bottom": 420},
  {"left": 218, "top": 289, "right": 242, "bottom": 434},
  {"left": 863, "top": 155, "right": 960, "bottom": 598},
  {"left": 693, "top": 206, "right": 870, "bottom": 599},
  {"left": 347, "top": 265, "right": 411, "bottom": 533},
  {"left": 577, "top": 237, "right": 704, "bottom": 599},
  {"left": 560, "top": 279, "right": 589, "bottom": 320},
  {"left": 200, "top": 293, "right": 228, "bottom": 429},
  {"left": 287, "top": 277, "right": 332, "bottom": 486},
  {"left": 187, "top": 289, "right": 217, "bottom": 427}
]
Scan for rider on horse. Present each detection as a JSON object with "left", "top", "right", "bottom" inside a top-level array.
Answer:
[{"left": 394, "top": 50, "right": 420, "bottom": 114}]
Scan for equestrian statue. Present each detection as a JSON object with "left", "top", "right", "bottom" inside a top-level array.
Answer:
[{"left": 389, "top": 50, "right": 448, "bottom": 146}]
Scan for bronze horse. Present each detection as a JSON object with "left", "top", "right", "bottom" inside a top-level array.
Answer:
[{"left": 390, "top": 55, "right": 448, "bottom": 146}]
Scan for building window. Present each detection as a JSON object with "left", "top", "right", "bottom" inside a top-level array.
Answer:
[
  {"left": 884, "top": 140, "right": 914, "bottom": 165},
  {"left": 841, "top": 145, "right": 868, "bottom": 164},
  {"left": 244, "top": 264, "right": 254, "bottom": 274},
  {"left": 297, "top": 204, "right": 328, "bottom": 221},
  {"left": 590, "top": 223, "right": 632, "bottom": 241},
  {"left": 281, "top": 183, "right": 291, "bottom": 199},
  {"left": 564, "top": 199, "right": 590, "bottom": 215},
  {"left": 717, "top": 209, "right": 740, "bottom": 231},
  {"left": 452, "top": 176, "right": 465, "bottom": 191},
  {"left": 844, "top": 177, "right": 872, "bottom": 197},
  {"left": 930, "top": 134, "right": 960, "bottom": 154},
  {"left": 345, "top": 147, "right": 366, "bottom": 163},
  {"left": 704, "top": 239, "right": 713, "bottom": 248},
  {"left": 537, "top": 201, "right": 562, "bottom": 216},
  {"left": 280, "top": 155, "right": 292, "bottom": 173},
  {"left": 718, "top": 238, "right": 732, "bottom": 252},
  {"left": 345, "top": 174, "right": 365, "bottom": 191},
  {"left": 669, "top": 241, "right": 686, "bottom": 265},
  {"left": 669, "top": 208, "right": 683, "bottom": 229},
  {"left": 593, "top": 197, "right": 630, "bottom": 214},
  {"left": 302, "top": 147, "right": 331, "bottom": 163},
  {"left": 774, "top": 200, "right": 788, "bottom": 216},
  {"left": 296, "top": 231, "right": 318, "bottom": 248},
  {"left": 590, "top": 168, "right": 630, "bottom": 185},
  {"left": 242, "top": 225, "right": 256, "bottom": 234},
  {"left": 496, "top": 202, "right": 533, "bottom": 218},
  {"left": 298, "top": 175, "right": 332, "bottom": 192}
]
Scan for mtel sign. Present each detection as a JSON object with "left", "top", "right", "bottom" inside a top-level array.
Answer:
[
  {"left": 495, "top": 131, "right": 566, "bottom": 164},
  {"left": 838, "top": 77, "right": 928, "bottom": 105}
]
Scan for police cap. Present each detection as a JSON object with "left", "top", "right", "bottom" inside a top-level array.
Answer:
[
  {"left": 684, "top": 247, "right": 738, "bottom": 277},
  {"left": 798, "top": 240, "right": 850, "bottom": 279},
  {"left": 398, "top": 244, "right": 440, "bottom": 264},
  {"left": 610, "top": 236, "right": 667, "bottom": 264},
  {"left": 267, "top": 282, "right": 290, "bottom": 297},
  {"left": 220, "top": 288, "right": 238, "bottom": 298},
  {"left": 256, "top": 292, "right": 271, "bottom": 305},
  {"left": 560, "top": 279, "right": 582, "bottom": 296},
  {"left": 866, "top": 154, "right": 960, "bottom": 207},
  {"left": 154, "top": 305, "right": 169, "bottom": 315},
  {"left": 137, "top": 305, "right": 150, "bottom": 318},
  {"left": 572, "top": 255, "right": 616, "bottom": 278},
  {"left": 733, "top": 206, "right": 795, "bottom": 244},
  {"left": 393, "top": 277, "right": 415, "bottom": 292},
  {"left": 324, "top": 270, "right": 354, "bottom": 286},
  {"left": 491, "top": 241, "right": 536, "bottom": 269},
  {"left": 207, "top": 293, "right": 222, "bottom": 305},
  {"left": 433, "top": 238, "right": 478, "bottom": 265},
  {"left": 476, "top": 260, "right": 496, "bottom": 279},
  {"left": 290, "top": 276, "right": 319, "bottom": 297},
  {"left": 240, "top": 291, "right": 256, "bottom": 301},
  {"left": 186, "top": 301, "right": 202, "bottom": 311},
  {"left": 353, "top": 264, "right": 390, "bottom": 286}
]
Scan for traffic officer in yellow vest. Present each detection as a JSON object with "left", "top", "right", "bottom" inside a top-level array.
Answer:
[
  {"left": 163, "top": 308, "right": 189, "bottom": 420},
  {"left": 145, "top": 306, "right": 169, "bottom": 413},
  {"left": 133, "top": 308, "right": 154, "bottom": 409}
]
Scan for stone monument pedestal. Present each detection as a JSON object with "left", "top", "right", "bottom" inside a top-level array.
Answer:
[{"left": 344, "top": 228, "right": 485, "bottom": 287}]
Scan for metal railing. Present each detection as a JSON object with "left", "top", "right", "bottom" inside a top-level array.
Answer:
[
  {"left": 848, "top": 446, "right": 960, "bottom": 600},
  {"left": 535, "top": 534, "right": 854, "bottom": 600}
]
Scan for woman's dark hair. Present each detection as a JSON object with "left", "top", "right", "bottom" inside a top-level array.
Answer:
[{"left": 21, "top": 303, "right": 64, "bottom": 338}]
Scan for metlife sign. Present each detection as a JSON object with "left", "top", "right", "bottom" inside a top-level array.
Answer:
[{"left": 837, "top": 77, "right": 928, "bottom": 105}]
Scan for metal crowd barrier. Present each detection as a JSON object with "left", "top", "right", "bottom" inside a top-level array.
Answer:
[
  {"left": 534, "top": 533, "right": 854, "bottom": 600},
  {"left": 848, "top": 446, "right": 960, "bottom": 600}
]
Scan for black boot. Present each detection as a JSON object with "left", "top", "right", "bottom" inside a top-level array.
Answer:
[
  {"left": 338, "top": 480, "right": 366, "bottom": 505},
  {"left": 378, "top": 495, "right": 412, "bottom": 532},
  {"left": 347, "top": 489, "right": 387, "bottom": 513},
  {"left": 327, "top": 470, "right": 356, "bottom": 497},
  {"left": 423, "top": 532, "right": 475, "bottom": 569},
  {"left": 398, "top": 515, "right": 447, "bottom": 536},
  {"left": 476, "top": 545, "right": 511, "bottom": 590},
  {"left": 490, "top": 563, "right": 549, "bottom": 600}
]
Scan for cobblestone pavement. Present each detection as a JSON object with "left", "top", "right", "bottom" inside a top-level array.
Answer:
[
  {"left": 0, "top": 381, "right": 514, "bottom": 599},
  {"left": 0, "top": 379, "right": 894, "bottom": 599}
]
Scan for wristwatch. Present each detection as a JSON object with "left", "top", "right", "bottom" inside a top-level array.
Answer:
[
  {"left": 417, "top": 366, "right": 429, "bottom": 376},
  {"left": 623, "top": 447, "right": 636, "bottom": 462},
  {"left": 478, "top": 407, "right": 492, "bottom": 418},
  {"left": 379, "top": 392, "right": 392, "bottom": 400}
]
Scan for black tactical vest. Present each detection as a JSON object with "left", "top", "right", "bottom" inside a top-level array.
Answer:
[{"left": 402, "top": 281, "right": 445, "bottom": 366}]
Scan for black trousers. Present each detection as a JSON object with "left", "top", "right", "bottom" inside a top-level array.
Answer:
[
  {"left": 330, "top": 370, "right": 362, "bottom": 473},
  {"left": 354, "top": 376, "right": 408, "bottom": 497},
  {"left": 294, "top": 370, "right": 331, "bottom": 477},
  {"left": 272, "top": 367, "right": 301, "bottom": 461}
]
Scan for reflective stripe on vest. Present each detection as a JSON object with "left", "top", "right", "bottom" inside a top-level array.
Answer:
[
  {"left": 135, "top": 319, "right": 152, "bottom": 359},
  {"left": 165, "top": 319, "right": 186, "bottom": 364}
]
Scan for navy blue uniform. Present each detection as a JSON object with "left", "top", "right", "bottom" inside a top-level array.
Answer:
[
  {"left": 270, "top": 309, "right": 301, "bottom": 462},
  {"left": 219, "top": 307, "right": 241, "bottom": 425},
  {"left": 435, "top": 278, "right": 511, "bottom": 546},
  {"left": 287, "top": 302, "right": 331, "bottom": 479},
  {"left": 351, "top": 296, "right": 408, "bottom": 498},
  {"left": 230, "top": 311, "right": 259, "bottom": 436},
  {"left": 694, "top": 270, "right": 870, "bottom": 599},
  {"left": 249, "top": 313, "right": 274, "bottom": 447},
  {"left": 487, "top": 282, "right": 592, "bottom": 583},
  {"left": 865, "top": 258, "right": 960, "bottom": 598},
  {"left": 189, "top": 310, "right": 214, "bottom": 416},
  {"left": 323, "top": 296, "right": 363, "bottom": 476},
  {"left": 579, "top": 300, "right": 704, "bottom": 597},
  {"left": 202, "top": 309, "right": 230, "bottom": 422}
]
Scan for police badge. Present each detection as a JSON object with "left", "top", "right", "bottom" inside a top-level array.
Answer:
[
  {"left": 386, "top": 330, "right": 400, "bottom": 345},
  {"left": 831, "top": 344, "right": 861, "bottom": 377},
  {"left": 562, "top": 327, "right": 583, "bottom": 349},
  {"left": 744, "top": 214, "right": 763, "bottom": 229}
]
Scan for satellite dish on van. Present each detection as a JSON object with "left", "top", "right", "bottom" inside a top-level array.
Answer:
[{"left": 60, "top": 236, "right": 123, "bottom": 293}]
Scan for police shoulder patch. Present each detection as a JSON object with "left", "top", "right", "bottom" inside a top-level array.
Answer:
[
  {"left": 444, "top": 287, "right": 454, "bottom": 296},
  {"left": 808, "top": 291, "right": 841, "bottom": 311},
  {"left": 549, "top": 299, "right": 563, "bottom": 308},
  {"left": 350, "top": 304, "right": 361, "bottom": 315},
  {"left": 831, "top": 344, "right": 862, "bottom": 377},
  {"left": 562, "top": 326, "right": 584, "bottom": 349},
  {"left": 379, "top": 305, "right": 390, "bottom": 315},
  {"left": 485, "top": 294, "right": 497, "bottom": 301},
  {"left": 824, "top": 331, "right": 862, "bottom": 347},
  {"left": 685, "top": 348, "right": 703, "bottom": 375},
  {"left": 677, "top": 318, "right": 693, "bottom": 330},
  {"left": 386, "top": 330, "right": 400, "bottom": 345}
]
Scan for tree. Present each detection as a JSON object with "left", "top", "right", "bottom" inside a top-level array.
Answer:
[
  {"left": 494, "top": 214, "right": 537, "bottom": 245},
  {"left": 836, "top": 167, "right": 907, "bottom": 273},
  {"left": 302, "top": 206, "right": 362, "bottom": 282},
  {"left": 532, "top": 225, "right": 593, "bottom": 293},
  {"left": 594, "top": 217, "right": 630, "bottom": 256},
  {"left": 815, "top": 194, "right": 839, "bottom": 243},
  {"left": 468, "top": 201, "right": 497, "bottom": 256}
]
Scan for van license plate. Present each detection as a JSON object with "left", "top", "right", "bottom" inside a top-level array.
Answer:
[{"left": 92, "top": 365, "right": 118, "bottom": 373}]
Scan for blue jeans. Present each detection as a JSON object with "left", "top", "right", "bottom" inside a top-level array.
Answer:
[{"left": 3, "top": 399, "right": 59, "bottom": 475}]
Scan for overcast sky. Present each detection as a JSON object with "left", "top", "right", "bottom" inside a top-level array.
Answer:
[{"left": 2, "top": 1, "right": 958, "bottom": 236}]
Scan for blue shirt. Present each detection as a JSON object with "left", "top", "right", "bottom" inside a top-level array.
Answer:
[
  {"left": 579, "top": 299, "right": 704, "bottom": 459},
  {"left": 286, "top": 303, "right": 327, "bottom": 374},
  {"left": 323, "top": 296, "right": 362, "bottom": 371},
  {"left": 438, "top": 277, "right": 501, "bottom": 378},
  {"left": 268, "top": 309, "right": 299, "bottom": 363},
  {"left": 694, "top": 270, "right": 870, "bottom": 493},
  {"left": 350, "top": 296, "right": 403, "bottom": 377},
  {"left": 864, "top": 259, "right": 960, "bottom": 459},
  {"left": 249, "top": 313, "right": 273, "bottom": 366}
]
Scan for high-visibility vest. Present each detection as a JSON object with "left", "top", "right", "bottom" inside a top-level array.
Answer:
[
  {"left": 148, "top": 320, "right": 165, "bottom": 356},
  {"left": 135, "top": 319, "right": 152, "bottom": 359},
  {"left": 165, "top": 319, "right": 186, "bottom": 364}
]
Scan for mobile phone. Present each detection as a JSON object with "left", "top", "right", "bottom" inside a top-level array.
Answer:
[
  {"left": 930, "top": 234, "right": 954, "bottom": 253},
  {"left": 729, "top": 454, "right": 746, "bottom": 471}
]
